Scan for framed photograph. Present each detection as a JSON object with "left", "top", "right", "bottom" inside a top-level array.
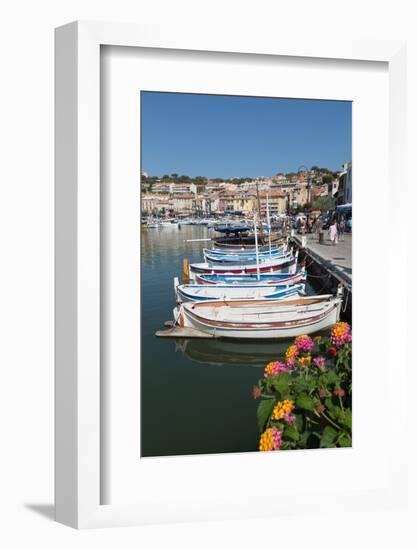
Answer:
[{"left": 55, "top": 21, "right": 407, "bottom": 528}]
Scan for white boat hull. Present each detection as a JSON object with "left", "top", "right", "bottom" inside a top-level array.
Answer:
[
  {"left": 189, "top": 252, "right": 298, "bottom": 278},
  {"left": 175, "top": 281, "right": 305, "bottom": 303},
  {"left": 203, "top": 248, "right": 288, "bottom": 264},
  {"left": 194, "top": 270, "right": 306, "bottom": 286},
  {"left": 174, "top": 296, "right": 341, "bottom": 339}
]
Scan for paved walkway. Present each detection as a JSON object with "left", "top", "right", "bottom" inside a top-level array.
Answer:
[{"left": 294, "top": 233, "right": 352, "bottom": 283}]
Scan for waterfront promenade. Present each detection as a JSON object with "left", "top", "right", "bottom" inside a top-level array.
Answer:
[{"left": 293, "top": 233, "right": 352, "bottom": 287}]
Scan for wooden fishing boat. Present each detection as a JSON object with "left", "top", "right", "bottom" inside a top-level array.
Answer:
[
  {"left": 206, "top": 244, "right": 286, "bottom": 256},
  {"left": 203, "top": 247, "right": 288, "bottom": 264},
  {"left": 174, "top": 278, "right": 305, "bottom": 303},
  {"left": 213, "top": 224, "right": 251, "bottom": 234},
  {"left": 194, "top": 269, "right": 306, "bottom": 286},
  {"left": 214, "top": 242, "right": 283, "bottom": 252},
  {"left": 189, "top": 251, "right": 298, "bottom": 278},
  {"left": 173, "top": 295, "right": 342, "bottom": 339},
  {"left": 213, "top": 233, "right": 284, "bottom": 249}
]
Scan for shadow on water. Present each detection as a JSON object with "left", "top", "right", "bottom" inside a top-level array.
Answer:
[{"left": 175, "top": 338, "right": 292, "bottom": 368}]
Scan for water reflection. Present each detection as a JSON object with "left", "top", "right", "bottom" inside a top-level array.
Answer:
[
  {"left": 141, "top": 225, "right": 313, "bottom": 457},
  {"left": 175, "top": 338, "right": 292, "bottom": 368}
]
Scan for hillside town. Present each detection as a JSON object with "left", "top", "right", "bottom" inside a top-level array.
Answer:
[{"left": 141, "top": 163, "right": 352, "bottom": 219}]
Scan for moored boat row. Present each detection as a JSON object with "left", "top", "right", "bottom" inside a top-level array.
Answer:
[{"left": 157, "top": 212, "right": 342, "bottom": 339}]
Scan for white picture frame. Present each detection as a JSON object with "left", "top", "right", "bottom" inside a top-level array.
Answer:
[{"left": 55, "top": 21, "right": 407, "bottom": 529}]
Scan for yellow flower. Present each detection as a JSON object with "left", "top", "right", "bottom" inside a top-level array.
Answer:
[
  {"left": 298, "top": 355, "right": 312, "bottom": 367},
  {"left": 272, "top": 399, "right": 295, "bottom": 420},
  {"left": 285, "top": 344, "right": 298, "bottom": 366},
  {"left": 330, "top": 322, "right": 352, "bottom": 347},
  {"left": 263, "top": 360, "right": 289, "bottom": 378},
  {"left": 259, "top": 427, "right": 282, "bottom": 451}
]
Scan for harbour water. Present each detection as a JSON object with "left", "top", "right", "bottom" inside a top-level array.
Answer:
[{"left": 141, "top": 225, "right": 295, "bottom": 457}]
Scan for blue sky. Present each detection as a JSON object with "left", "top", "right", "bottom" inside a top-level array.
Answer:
[{"left": 141, "top": 92, "right": 351, "bottom": 178}]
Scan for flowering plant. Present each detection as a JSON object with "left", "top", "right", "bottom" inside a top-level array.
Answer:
[{"left": 253, "top": 322, "right": 352, "bottom": 451}]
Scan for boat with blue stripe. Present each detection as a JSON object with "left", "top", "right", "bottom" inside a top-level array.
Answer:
[
  {"left": 174, "top": 278, "right": 305, "bottom": 303},
  {"left": 194, "top": 269, "right": 306, "bottom": 286},
  {"left": 206, "top": 244, "right": 286, "bottom": 257},
  {"left": 203, "top": 247, "right": 289, "bottom": 264},
  {"left": 189, "top": 251, "right": 298, "bottom": 277}
]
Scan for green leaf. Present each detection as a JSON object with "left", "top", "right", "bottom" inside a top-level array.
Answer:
[
  {"left": 284, "top": 425, "right": 300, "bottom": 442},
  {"left": 342, "top": 409, "right": 352, "bottom": 430},
  {"left": 295, "top": 414, "right": 304, "bottom": 432},
  {"left": 296, "top": 395, "right": 316, "bottom": 412},
  {"left": 338, "top": 433, "right": 352, "bottom": 447},
  {"left": 278, "top": 371, "right": 292, "bottom": 386},
  {"left": 320, "top": 426, "right": 339, "bottom": 448},
  {"left": 274, "top": 373, "right": 292, "bottom": 398},
  {"left": 257, "top": 398, "right": 276, "bottom": 432},
  {"left": 324, "top": 397, "right": 337, "bottom": 411},
  {"left": 270, "top": 420, "right": 284, "bottom": 431},
  {"left": 293, "top": 377, "right": 310, "bottom": 394},
  {"left": 325, "top": 371, "right": 339, "bottom": 384},
  {"left": 298, "top": 430, "right": 311, "bottom": 448},
  {"left": 332, "top": 408, "right": 346, "bottom": 423}
]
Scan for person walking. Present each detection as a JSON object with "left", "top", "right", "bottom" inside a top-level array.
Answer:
[
  {"left": 339, "top": 215, "right": 346, "bottom": 241},
  {"left": 315, "top": 217, "right": 322, "bottom": 241},
  {"left": 347, "top": 217, "right": 352, "bottom": 233},
  {"left": 329, "top": 218, "right": 338, "bottom": 245}
]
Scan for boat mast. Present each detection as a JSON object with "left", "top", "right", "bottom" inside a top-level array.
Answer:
[
  {"left": 266, "top": 193, "right": 272, "bottom": 258},
  {"left": 253, "top": 212, "right": 260, "bottom": 281},
  {"left": 255, "top": 181, "right": 262, "bottom": 224}
]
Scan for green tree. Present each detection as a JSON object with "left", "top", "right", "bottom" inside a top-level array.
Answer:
[{"left": 312, "top": 195, "right": 333, "bottom": 211}]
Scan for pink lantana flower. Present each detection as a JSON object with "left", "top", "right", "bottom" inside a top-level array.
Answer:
[
  {"left": 284, "top": 413, "right": 296, "bottom": 425},
  {"left": 264, "top": 360, "right": 290, "bottom": 379},
  {"left": 313, "top": 355, "right": 326, "bottom": 370},
  {"left": 330, "top": 322, "right": 352, "bottom": 347},
  {"left": 294, "top": 335, "right": 314, "bottom": 353}
]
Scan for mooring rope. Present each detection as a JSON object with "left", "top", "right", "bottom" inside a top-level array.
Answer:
[
  {"left": 305, "top": 271, "right": 331, "bottom": 279},
  {"left": 341, "top": 292, "right": 350, "bottom": 313},
  {"left": 313, "top": 273, "right": 333, "bottom": 295}
]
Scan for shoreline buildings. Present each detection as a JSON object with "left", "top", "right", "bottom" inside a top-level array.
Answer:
[{"left": 141, "top": 165, "right": 351, "bottom": 217}]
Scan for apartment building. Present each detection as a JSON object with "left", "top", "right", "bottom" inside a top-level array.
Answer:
[
  {"left": 336, "top": 162, "right": 352, "bottom": 205},
  {"left": 259, "top": 191, "right": 287, "bottom": 215}
]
